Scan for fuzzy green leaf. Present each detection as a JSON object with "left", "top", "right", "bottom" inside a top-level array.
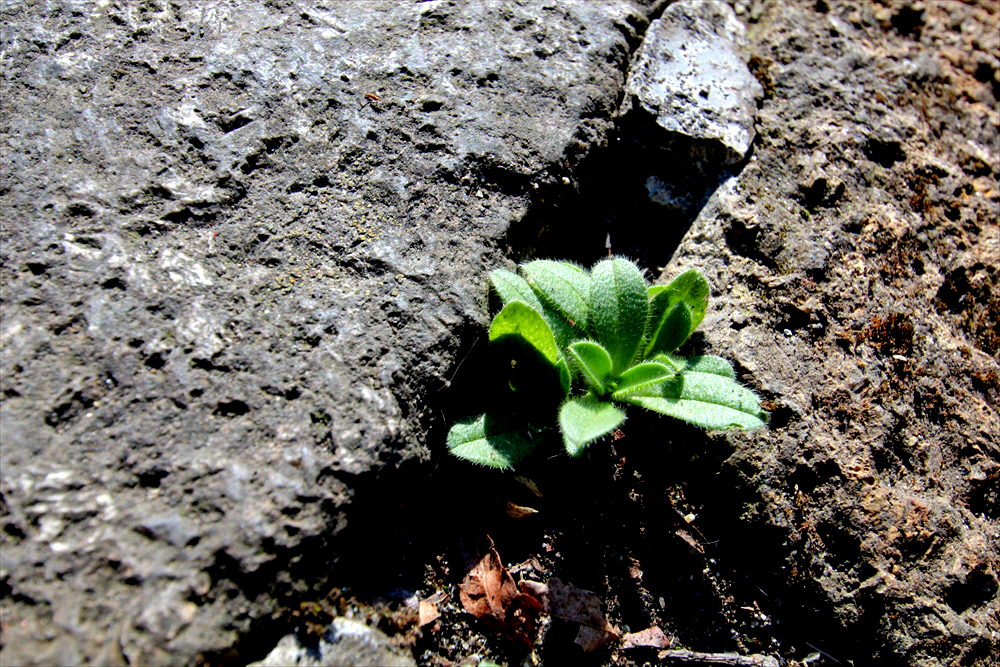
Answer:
[
  {"left": 567, "top": 341, "right": 613, "bottom": 395},
  {"left": 647, "top": 269, "right": 709, "bottom": 346},
  {"left": 589, "top": 258, "right": 649, "bottom": 375},
  {"left": 620, "top": 370, "right": 767, "bottom": 430},
  {"left": 647, "top": 285, "right": 668, "bottom": 299},
  {"left": 546, "top": 317, "right": 577, "bottom": 351},
  {"left": 450, "top": 260, "right": 764, "bottom": 472},
  {"left": 559, "top": 393, "right": 626, "bottom": 457},
  {"left": 683, "top": 355, "right": 736, "bottom": 379},
  {"left": 522, "top": 260, "right": 590, "bottom": 332},
  {"left": 447, "top": 414, "right": 544, "bottom": 468},
  {"left": 610, "top": 362, "right": 673, "bottom": 400},
  {"left": 489, "top": 301, "right": 559, "bottom": 366},
  {"left": 646, "top": 287, "right": 668, "bottom": 329},
  {"left": 645, "top": 301, "right": 693, "bottom": 357},
  {"left": 556, "top": 359, "right": 572, "bottom": 399},
  {"left": 667, "top": 269, "right": 710, "bottom": 331},
  {"left": 492, "top": 269, "right": 575, "bottom": 349},
  {"left": 491, "top": 269, "right": 545, "bottom": 311},
  {"left": 649, "top": 352, "right": 686, "bottom": 372}
]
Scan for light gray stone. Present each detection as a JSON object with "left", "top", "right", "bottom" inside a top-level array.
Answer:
[
  {"left": 249, "top": 618, "right": 415, "bottom": 667},
  {"left": 624, "top": 0, "right": 762, "bottom": 165}
]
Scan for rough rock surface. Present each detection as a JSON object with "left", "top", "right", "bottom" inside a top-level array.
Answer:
[
  {"left": 664, "top": 1, "right": 999, "bottom": 665},
  {"left": 625, "top": 0, "right": 762, "bottom": 165},
  {"left": 247, "top": 617, "right": 415, "bottom": 667},
  {"left": 0, "top": 0, "right": 660, "bottom": 664},
  {"left": 2, "top": 0, "right": 998, "bottom": 666}
]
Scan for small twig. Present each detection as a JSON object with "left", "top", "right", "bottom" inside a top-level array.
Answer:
[
  {"left": 658, "top": 649, "right": 781, "bottom": 667},
  {"left": 437, "top": 337, "right": 480, "bottom": 391},
  {"left": 805, "top": 642, "right": 843, "bottom": 665}
]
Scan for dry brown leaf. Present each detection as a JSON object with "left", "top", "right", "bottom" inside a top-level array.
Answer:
[
  {"left": 621, "top": 626, "right": 672, "bottom": 649},
  {"left": 459, "top": 546, "right": 619, "bottom": 652},
  {"left": 675, "top": 528, "right": 704, "bottom": 555},
  {"left": 545, "top": 578, "right": 611, "bottom": 628},
  {"left": 425, "top": 590, "right": 449, "bottom": 604},
  {"left": 459, "top": 540, "right": 518, "bottom": 631},
  {"left": 502, "top": 499, "right": 539, "bottom": 519},
  {"left": 505, "top": 592, "right": 544, "bottom": 650},
  {"left": 574, "top": 624, "right": 617, "bottom": 652},
  {"left": 514, "top": 474, "right": 543, "bottom": 497},
  {"left": 519, "top": 579, "right": 548, "bottom": 600},
  {"left": 509, "top": 557, "right": 547, "bottom": 576},
  {"left": 657, "top": 648, "right": 781, "bottom": 666},
  {"left": 458, "top": 538, "right": 543, "bottom": 649},
  {"left": 531, "top": 578, "right": 619, "bottom": 652},
  {"left": 419, "top": 600, "right": 441, "bottom": 627}
]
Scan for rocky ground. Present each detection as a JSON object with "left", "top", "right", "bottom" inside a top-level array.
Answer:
[{"left": 2, "top": 1, "right": 997, "bottom": 666}]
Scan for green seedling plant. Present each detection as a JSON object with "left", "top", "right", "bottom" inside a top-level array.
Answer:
[{"left": 446, "top": 258, "right": 767, "bottom": 468}]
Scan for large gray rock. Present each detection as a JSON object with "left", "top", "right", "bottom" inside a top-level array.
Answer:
[{"left": 0, "top": 1, "right": 656, "bottom": 663}]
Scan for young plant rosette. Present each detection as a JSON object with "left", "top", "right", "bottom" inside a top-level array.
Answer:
[{"left": 446, "top": 258, "right": 767, "bottom": 468}]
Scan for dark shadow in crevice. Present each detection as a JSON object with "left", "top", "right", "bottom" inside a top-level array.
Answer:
[
  {"left": 195, "top": 522, "right": 345, "bottom": 667},
  {"left": 503, "top": 106, "right": 752, "bottom": 274},
  {"left": 614, "top": 410, "right": 900, "bottom": 666}
]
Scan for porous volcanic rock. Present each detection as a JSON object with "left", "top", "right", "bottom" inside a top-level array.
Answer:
[
  {"left": 3, "top": 1, "right": 998, "bottom": 666},
  {"left": 663, "top": 1, "right": 999, "bottom": 665},
  {"left": 0, "top": 1, "right": 663, "bottom": 663}
]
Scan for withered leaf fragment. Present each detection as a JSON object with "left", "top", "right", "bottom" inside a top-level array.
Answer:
[
  {"left": 628, "top": 556, "right": 643, "bottom": 581},
  {"left": 458, "top": 538, "right": 543, "bottom": 649},
  {"left": 675, "top": 528, "right": 704, "bottom": 556},
  {"left": 502, "top": 499, "right": 539, "bottom": 518},
  {"left": 575, "top": 624, "right": 617, "bottom": 653},
  {"left": 521, "top": 578, "right": 620, "bottom": 652},
  {"left": 657, "top": 648, "right": 781, "bottom": 667},
  {"left": 459, "top": 541, "right": 518, "bottom": 631},
  {"left": 418, "top": 591, "right": 448, "bottom": 628},
  {"left": 509, "top": 557, "right": 547, "bottom": 576},
  {"left": 514, "top": 474, "right": 543, "bottom": 497},
  {"left": 418, "top": 600, "right": 440, "bottom": 627},
  {"left": 505, "top": 592, "right": 544, "bottom": 650},
  {"left": 546, "top": 578, "right": 616, "bottom": 629}
]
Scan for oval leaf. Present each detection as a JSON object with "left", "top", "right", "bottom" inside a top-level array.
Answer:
[
  {"left": 649, "top": 352, "right": 685, "bottom": 372},
  {"left": 522, "top": 260, "right": 590, "bottom": 332},
  {"left": 619, "top": 371, "right": 767, "bottom": 430},
  {"left": 610, "top": 362, "right": 673, "bottom": 400},
  {"left": 491, "top": 269, "right": 544, "bottom": 311},
  {"left": 559, "top": 393, "right": 626, "bottom": 457},
  {"left": 649, "top": 269, "right": 710, "bottom": 339},
  {"left": 489, "top": 301, "right": 559, "bottom": 366},
  {"left": 645, "top": 301, "right": 693, "bottom": 357},
  {"left": 589, "top": 258, "right": 648, "bottom": 375},
  {"left": 567, "top": 341, "right": 613, "bottom": 395},
  {"left": 492, "top": 269, "right": 575, "bottom": 349},
  {"left": 647, "top": 285, "right": 668, "bottom": 300},
  {"left": 683, "top": 355, "right": 735, "bottom": 379},
  {"left": 447, "top": 414, "right": 544, "bottom": 468}
]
